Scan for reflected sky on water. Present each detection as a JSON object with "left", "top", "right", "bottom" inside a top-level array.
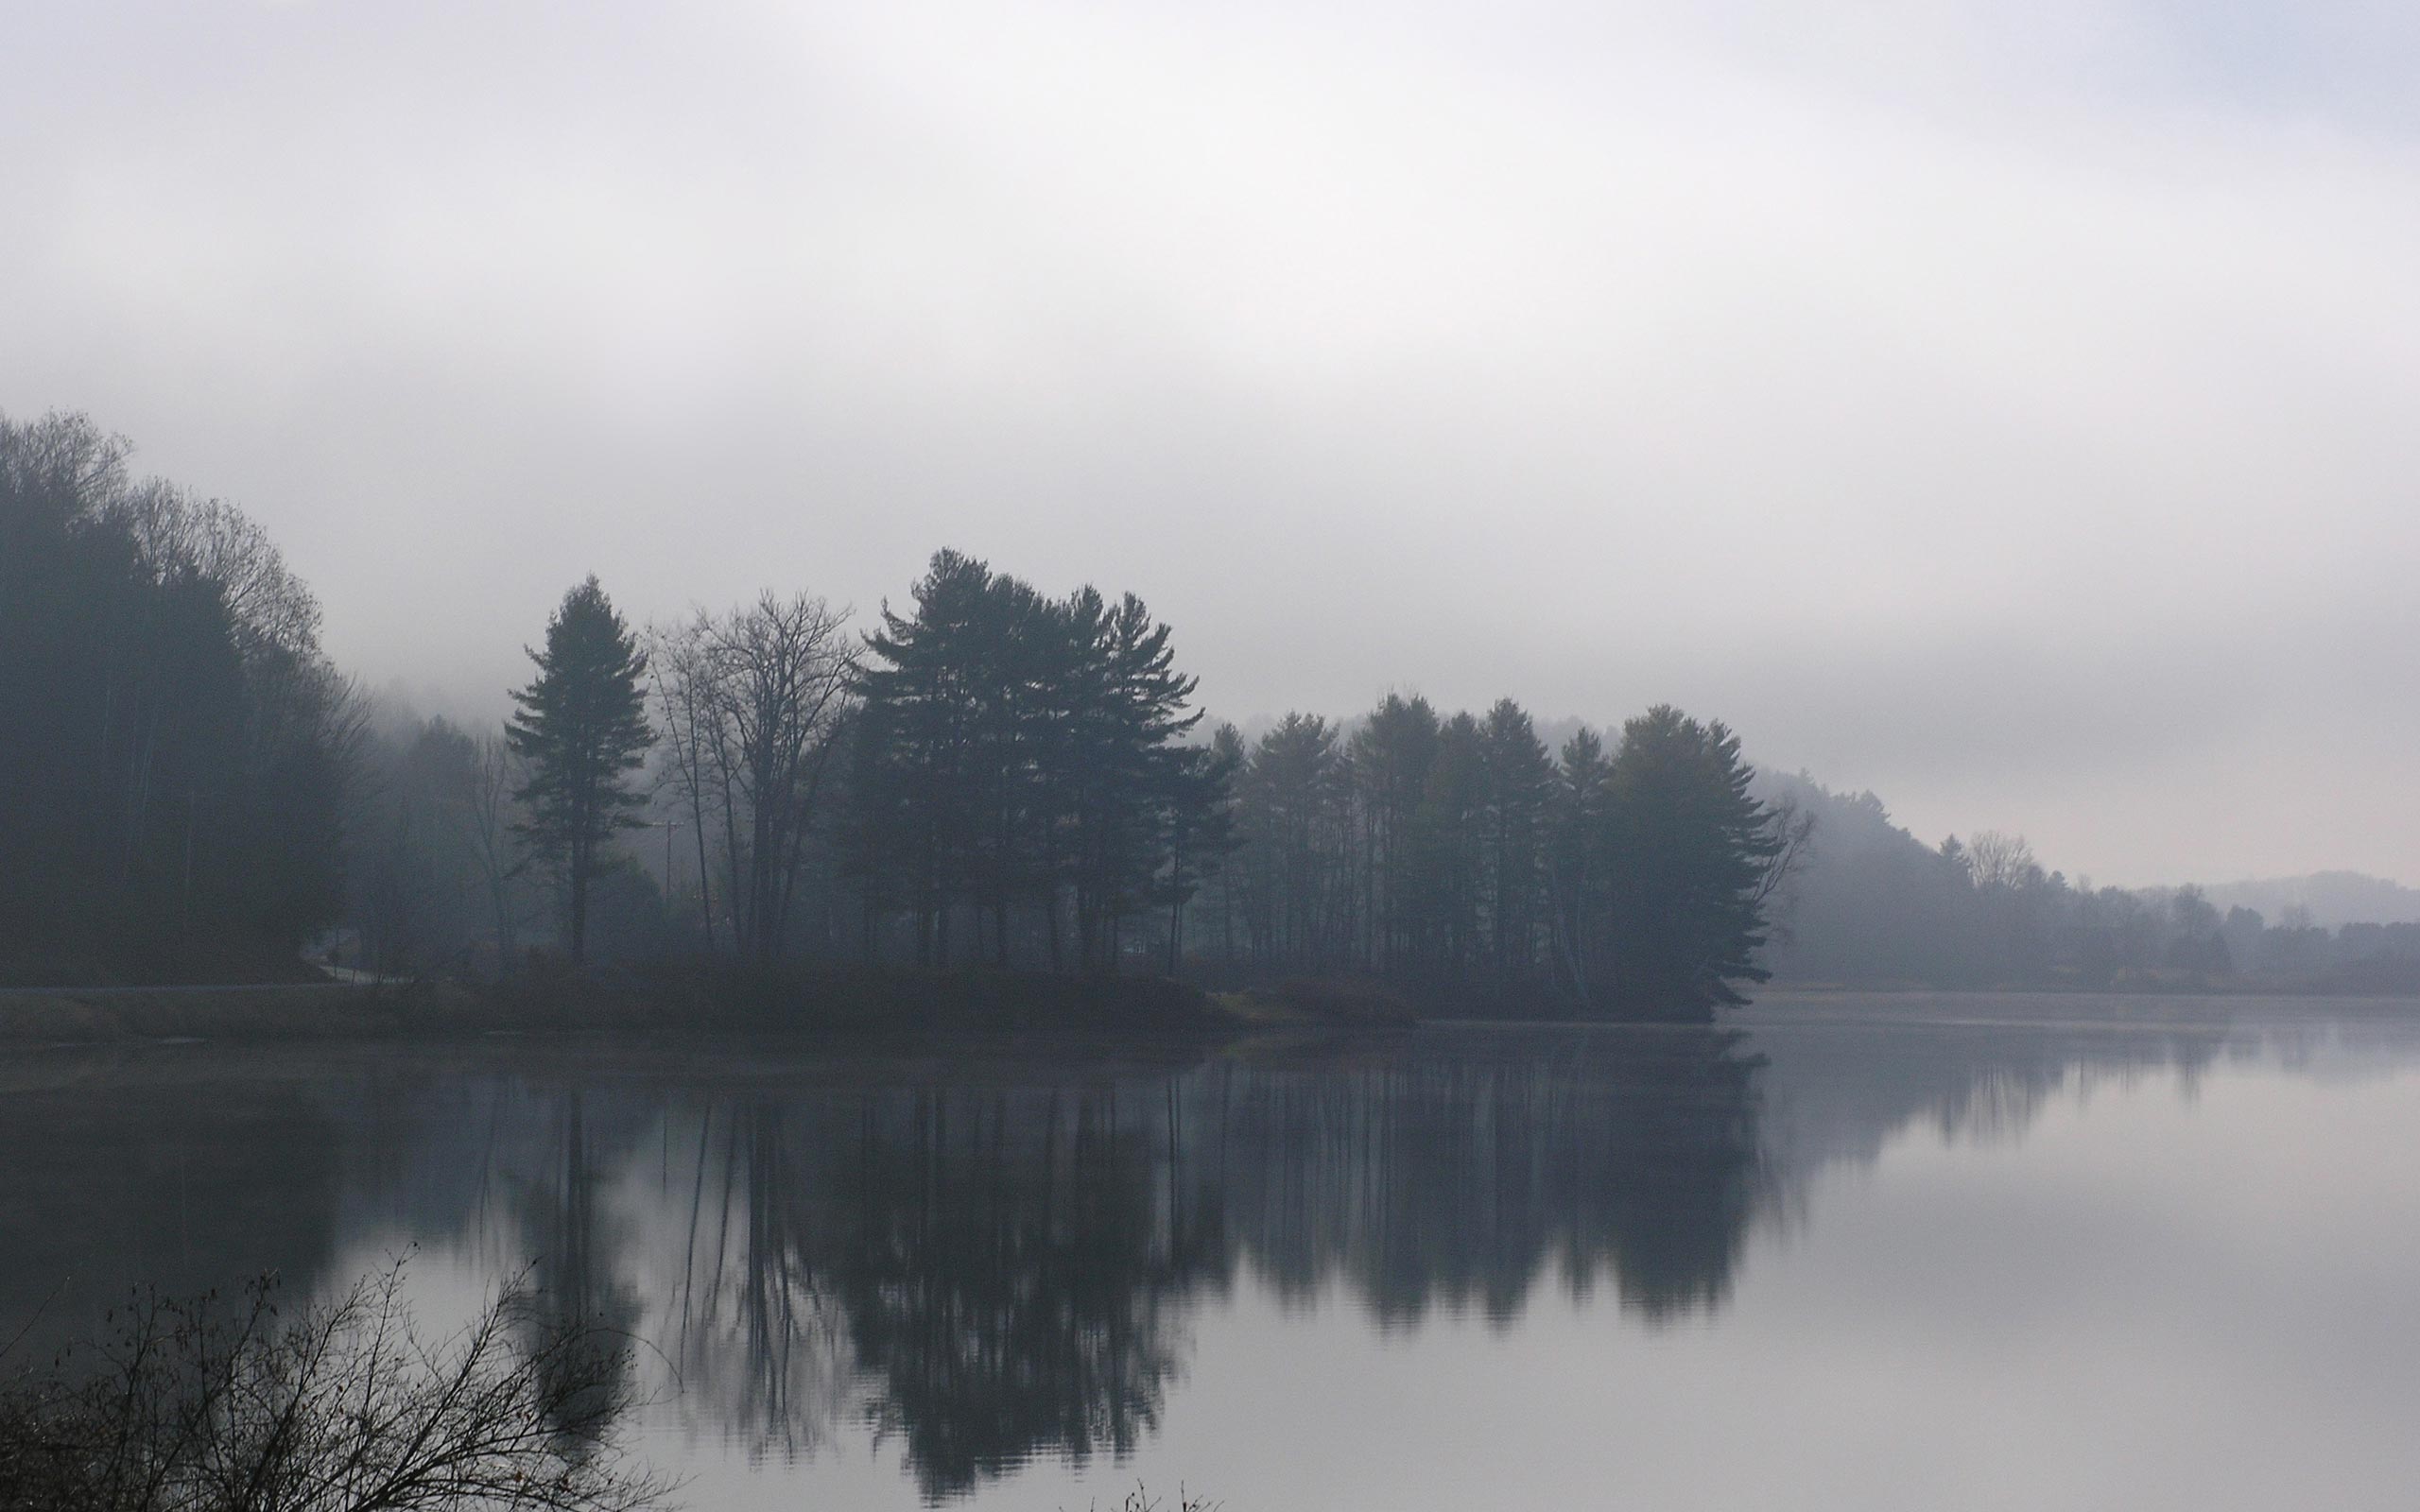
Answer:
[{"left": 7, "top": 993, "right": 2420, "bottom": 1510}]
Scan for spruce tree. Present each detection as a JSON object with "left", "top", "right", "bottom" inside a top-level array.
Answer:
[{"left": 509, "top": 576, "right": 652, "bottom": 964}]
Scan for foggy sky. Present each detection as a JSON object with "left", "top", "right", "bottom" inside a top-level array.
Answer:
[{"left": 6, "top": 0, "right": 2416, "bottom": 887}]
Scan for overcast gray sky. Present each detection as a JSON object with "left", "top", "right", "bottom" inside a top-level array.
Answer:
[{"left": 5, "top": 0, "right": 2415, "bottom": 887}]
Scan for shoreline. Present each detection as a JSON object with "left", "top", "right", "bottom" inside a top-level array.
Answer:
[
  {"left": 0, "top": 970, "right": 1421, "bottom": 1048},
  {"left": 6, "top": 971, "right": 2411, "bottom": 1050}
]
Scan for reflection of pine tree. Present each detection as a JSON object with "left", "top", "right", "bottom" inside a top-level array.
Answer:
[
  {"left": 821, "top": 1088, "right": 1219, "bottom": 1500},
  {"left": 520, "top": 1091, "right": 644, "bottom": 1447}
]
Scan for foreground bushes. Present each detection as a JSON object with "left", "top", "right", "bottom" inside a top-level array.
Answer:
[{"left": 0, "top": 1261, "right": 671, "bottom": 1512}]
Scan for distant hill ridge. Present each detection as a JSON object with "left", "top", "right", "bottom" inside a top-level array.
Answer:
[{"left": 2186, "top": 872, "right": 2420, "bottom": 931}]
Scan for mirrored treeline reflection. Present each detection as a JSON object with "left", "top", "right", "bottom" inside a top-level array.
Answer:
[
  {"left": 1201, "top": 1029, "right": 1766, "bottom": 1324},
  {"left": 4, "top": 1001, "right": 2413, "bottom": 1503}
]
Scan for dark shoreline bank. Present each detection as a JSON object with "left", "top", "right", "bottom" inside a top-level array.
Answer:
[
  {"left": 0, "top": 967, "right": 1421, "bottom": 1048},
  {"left": 9, "top": 965, "right": 2411, "bottom": 1050}
]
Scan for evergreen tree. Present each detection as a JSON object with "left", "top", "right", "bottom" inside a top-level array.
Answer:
[
  {"left": 1240, "top": 713, "right": 1351, "bottom": 966},
  {"left": 1479, "top": 698, "right": 1555, "bottom": 980},
  {"left": 509, "top": 576, "right": 652, "bottom": 964},
  {"left": 1077, "top": 591, "right": 1203, "bottom": 969},
  {"left": 1417, "top": 712, "right": 1488, "bottom": 980},
  {"left": 849, "top": 551, "right": 1221, "bottom": 975},
  {"left": 1201, "top": 723, "right": 1252, "bottom": 964},
  {"left": 1158, "top": 738, "right": 1240, "bottom": 971},
  {"left": 1599, "top": 706, "right": 1779, "bottom": 1015},
  {"left": 1546, "top": 727, "right": 1616, "bottom": 1005},
  {"left": 1349, "top": 694, "right": 1440, "bottom": 972}
]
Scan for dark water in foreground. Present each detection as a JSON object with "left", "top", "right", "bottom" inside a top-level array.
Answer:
[{"left": 8, "top": 992, "right": 2420, "bottom": 1510}]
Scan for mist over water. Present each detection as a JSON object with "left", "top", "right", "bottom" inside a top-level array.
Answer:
[{"left": 10, "top": 993, "right": 2420, "bottom": 1510}]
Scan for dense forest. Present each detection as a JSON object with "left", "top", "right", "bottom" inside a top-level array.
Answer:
[
  {"left": 0, "top": 412, "right": 354, "bottom": 981},
  {"left": 9, "top": 408, "right": 2418, "bottom": 1007}
]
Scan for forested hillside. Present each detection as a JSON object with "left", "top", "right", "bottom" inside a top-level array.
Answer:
[{"left": 0, "top": 412, "right": 354, "bottom": 982}]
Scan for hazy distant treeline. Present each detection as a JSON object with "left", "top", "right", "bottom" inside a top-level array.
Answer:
[
  {"left": 1761, "top": 775, "right": 2420, "bottom": 991},
  {"left": 0, "top": 412, "right": 354, "bottom": 981}
]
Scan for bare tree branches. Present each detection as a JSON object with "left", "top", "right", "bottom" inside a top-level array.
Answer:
[
  {"left": 465, "top": 733, "right": 527, "bottom": 964},
  {"left": 1965, "top": 830, "right": 2040, "bottom": 894},
  {"left": 0, "top": 1259, "right": 676, "bottom": 1512},
  {"left": 108, "top": 482, "right": 326, "bottom": 668},
  {"left": 649, "top": 592, "right": 856, "bottom": 964},
  {"left": 1750, "top": 794, "right": 1817, "bottom": 919}
]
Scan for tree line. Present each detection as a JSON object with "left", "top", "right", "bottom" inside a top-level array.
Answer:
[
  {"left": 490, "top": 548, "right": 1800, "bottom": 1018},
  {"left": 1189, "top": 698, "right": 1806, "bottom": 1015},
  {"left": 0, "top": 408, "right": 1856, "bottom": 1016}
]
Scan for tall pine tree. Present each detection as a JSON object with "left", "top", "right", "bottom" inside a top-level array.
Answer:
[{"left": 509, "top": 576, "right": 652, "bottom": 964}]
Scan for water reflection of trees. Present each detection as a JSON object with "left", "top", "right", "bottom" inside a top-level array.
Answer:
[
  {"left": 595, "top": 1029, "right": 1768, "bottom": 1498},
  {"left": 661, "top": 1101, "right": 855, "bottom": 1463},
  {"left": 7, "top": 1008, "right": 2385, "bottom": 1504},
  {"left": 648, "top": 1087, "right": 1217, "bottom": 1500},
  {"left": 827, "top": 1090, "right": 1214, "bottom": 1498},
  {"left": 1207, "top": 1029, "right": 1766, "bottom": 1325},
  {"left": 515, "top": 1090, "right": 646, "bottom": 1447},
  {"left": 1745, "top": 1003, "right": 2255, "bottom": 1179},
  {"left": 472, "top": 1016, "right": 2308, "bottom": 1501}
]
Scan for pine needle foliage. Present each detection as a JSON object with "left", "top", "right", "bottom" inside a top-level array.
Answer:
[{"left": 509, "top": 577, "right": 653, "bottom": 964}]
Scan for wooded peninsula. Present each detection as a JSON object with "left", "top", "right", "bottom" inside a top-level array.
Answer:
[{"left": 7, "top": 408, "right": 2415, "bottom": 1025}]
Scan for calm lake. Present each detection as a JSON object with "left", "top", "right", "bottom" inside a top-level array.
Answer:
[{"left": 8, "top": 992, "right": 2420, "bottom": 1510}]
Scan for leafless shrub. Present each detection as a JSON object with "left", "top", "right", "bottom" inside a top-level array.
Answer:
[{"left": 0, "top": 1259, "right": 676, "bottom": 1512}]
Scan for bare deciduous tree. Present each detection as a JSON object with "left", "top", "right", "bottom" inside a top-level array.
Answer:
[
  {"left": 109, "top": 480, "right": 327, "bottom": 665},
  {"left": 1750, "top": 793, "right": 1818, "bottom": 936},
  {"left": 649, "top": 593, "right": 856, "bottom": 965},
  {"left": 466, "top": 731, "right": 527, "bottom": 966},
  {"left": 1965, "top": 830, "right": 2039, "bottom": 893}
]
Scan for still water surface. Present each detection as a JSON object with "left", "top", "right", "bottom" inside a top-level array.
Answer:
[{"left": 8, "top": 992, "right": 2420, "bottom": 1509}]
